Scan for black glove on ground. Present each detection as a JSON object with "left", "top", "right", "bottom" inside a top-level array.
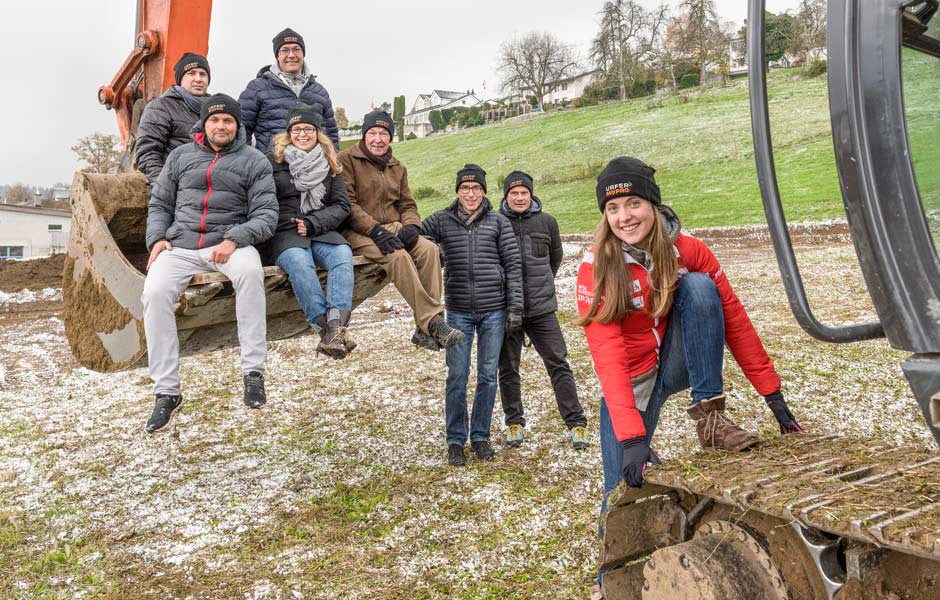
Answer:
[
  {"left": 505, "top": 312, "right": 523, "bottom": 335},
  {"left": 765, "top": 390, "right": 803, "bottom": 434},
  {"left": 371, "top": 225, "right": 404, "bottom": 255},
  {"left": 621, "top": 437, "right": 650, "bottom": 488},
  {"left": 397, "top": 224, "right": 420, "bottom": 250}
]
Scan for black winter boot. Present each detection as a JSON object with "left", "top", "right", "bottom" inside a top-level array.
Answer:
[
  {"left": 448, "top": 443, "right": 467, "bottom": 467},
  {"left": 243, "top": 371, "right": 267, "bottom": 408},
  {"left": 146, "top": 393, "right": 182, "bottom": 433},
  {"left": 427, "top": 314, "right": 464, "bottom": 349},
  {"left": 471, "top": 440, "right": 496, "bottom": 461}
]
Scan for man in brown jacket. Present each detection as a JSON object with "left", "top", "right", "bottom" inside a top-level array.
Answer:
[{"left": 339, "top": 110, "right": 463, "bottom": 349}]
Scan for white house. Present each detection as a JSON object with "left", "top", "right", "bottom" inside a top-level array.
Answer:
[
  {"left": 0, "top": 204, "right": 71, "bottom": 259},
  {"left": 403, "top": 89, "right": 482, "bottom": 138},
  {"left": 533, "top": 69, "right": 602, "bottom": 106}
]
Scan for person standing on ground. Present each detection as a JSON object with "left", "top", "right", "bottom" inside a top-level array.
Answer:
[
  {"left": 497, "top": 171, "right": 589, "bottom": 450},
  {"left": 257, "top": 105, "right": 356, "bottom": 358},
  {"left": 339, "top": 110, "right": 464, "bottom": 350},
  {"left": 422, "top": 164, "right": 524, "bottom": 466},
  {"left": 142, "top": 94, "right": 278, "bottom": 433}
]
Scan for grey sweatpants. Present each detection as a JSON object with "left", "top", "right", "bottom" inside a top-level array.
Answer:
[{"left": 142, "top": 246, "right": 267, "bottom": 395}]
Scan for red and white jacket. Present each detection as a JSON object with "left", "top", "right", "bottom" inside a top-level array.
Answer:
[{"left": 577, "top": 232, "right": 781, "bottom": 443}]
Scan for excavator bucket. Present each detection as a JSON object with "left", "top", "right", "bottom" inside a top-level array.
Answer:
[{"left": 63, "top": 171, "right": 390, "bottom": 373}]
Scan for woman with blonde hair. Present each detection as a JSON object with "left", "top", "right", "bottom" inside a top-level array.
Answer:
[
  {"left": 258, "top": 105, "right": 355, "bottom": 358},
  {"left": 576, "top": 157, "right": 802, "bottom": 502}
]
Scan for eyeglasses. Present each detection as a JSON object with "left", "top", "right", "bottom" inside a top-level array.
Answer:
[
  {"left": 290, "top": 127, "right": 317, "bottom": 135},
  {"left": 278, "top": 46, "right": 303, "bottom": 56},
  {"left": 458, "top": 185, "right": 483, "bottom": 195}
]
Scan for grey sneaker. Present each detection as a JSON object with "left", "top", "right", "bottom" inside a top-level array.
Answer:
[
  {"left": 505, "top": 424, "right": 524, "bottom": 448},
  {"left": 243, "top": 371, "right": 267, "bottom": 408},
  {"left": 146, "top": 393, "right": 182, "bottom": 433}
]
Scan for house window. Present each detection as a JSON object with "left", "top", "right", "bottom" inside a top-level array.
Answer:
[
  {"left": 0, "top": 246, "right": 24, "bottom": 259},
  {"left": 48, "top": 224, "right": 63, "bottom": 231}
]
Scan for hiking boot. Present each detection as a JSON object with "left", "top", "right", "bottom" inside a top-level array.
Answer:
[
  {"left": 505, "top": 424, "right": 524, "bottom": 448},
  {"left": 687, "top": 394, "right": 758, "bottom": 452},
  {"left": 471, "top": 440, "right": 496, "bottom": 461},
  {"left": 569, "top": 425, "right": 590, "bottom": 450},
  {"left": 243, "top": 371, "right": 267, "bottom": 408},
  {"left": 317, "top": 309, "right": 354, "bottom": 359},
  {"left": 427, "top": 314, "right": 465, "bottom": 349},
  {"left": 411, "top": 326, "right": 442, "bottom": 351},
  {"left": 145, "top": 393, "right": 182, "bottom": 433},
  {"left": 448, "top": 443, "right": 467, "bottom": 467}
]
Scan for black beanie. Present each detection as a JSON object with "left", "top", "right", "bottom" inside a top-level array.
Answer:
[
  {"left": 502, "top": 170, "right": 534, "bottom": 199},
  {"left": 361, "top": 110, "right": 395, "bottom": 139},
  {"left": 174, "top": 52, "right": 210, "bottom": 86},
  {"left": 456, "top": 164, "right": 487, "bottom": 193},
  {"left": 200, "top": 93, "right": 241, "bottom": 127},
  {"left": 273, "top": 28, "right": 305, "bottom": 56},
  {"left": 286, "top": 105, "right": 323, "bottom": 131},
  {"left": 595, "top": 156, "right": 661, "bottom": 212}
]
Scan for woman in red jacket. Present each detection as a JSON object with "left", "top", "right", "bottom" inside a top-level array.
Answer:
[{"left": 577, "top": 157, "right": 802, "bottom": 497}]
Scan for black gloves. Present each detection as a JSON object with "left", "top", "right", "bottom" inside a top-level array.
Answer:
[
  {"left": 371, "top": 225, "right": 405, "bottom": 255},
  {"left": 621, "top": 437, "right": 650, "bottom": 488},
  {"left": 398, "top": 224, "right": 421, "bottom": 251},
  {"left": 765, "top": 390, "right": 803, "bottom": 434},
  {"left": 505, "top": 312, "right": 523, "bottom": 335}
]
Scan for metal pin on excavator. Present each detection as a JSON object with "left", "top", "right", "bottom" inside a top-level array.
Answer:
[{"left": 64, "top": 1, "right": 940, "bottom": 597}]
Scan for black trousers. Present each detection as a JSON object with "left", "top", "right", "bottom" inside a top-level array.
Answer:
[{"left": 498, "top": 311, "right": 586, "bottom": 429}]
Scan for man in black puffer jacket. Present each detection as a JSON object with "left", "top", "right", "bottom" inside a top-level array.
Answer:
[
  {"left": 422, "top": 164, "right": 523, "bottom": 467},
  {"left": 496, "top": 171, "right": 588, "bottom": 450},
  {"left": 238, "top": 28, "right": 339, "bottom": 153},
  {"left": 143, "top": 94, "right": 278, "bottom": 434},
  {"left": 135, "top": 53, "right": 211, "bottom": 185}
]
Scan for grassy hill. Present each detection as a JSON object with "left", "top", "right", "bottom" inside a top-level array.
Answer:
[{"left": 392, "top": 69, "right": 843, "bottom": 233}]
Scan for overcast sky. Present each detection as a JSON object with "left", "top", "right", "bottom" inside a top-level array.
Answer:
[{"left": 0, "top": 0, "right": 796, "bottom": 186}]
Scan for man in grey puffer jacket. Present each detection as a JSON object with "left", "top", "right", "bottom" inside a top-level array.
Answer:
[
  {"left": 135, "top": 53, "right": 211, "bottom": 185},
  {"left": 142, "top": 94, "right": 278, "bottom": 434}
]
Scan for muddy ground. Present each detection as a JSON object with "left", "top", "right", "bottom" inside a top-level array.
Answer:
[{"left": 0, "top": 223, "right": 933, "bottom": 599}]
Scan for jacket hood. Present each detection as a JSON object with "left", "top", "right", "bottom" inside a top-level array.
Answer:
[
  {"left": 659, "top": 204, "right": 681, "bottom": 241},
  {"left": 499, "top": 194, "right": 543, "bottom": 218}
]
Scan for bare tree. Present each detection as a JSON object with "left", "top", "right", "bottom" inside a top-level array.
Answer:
[
  {"left": 794, "top": 0, "right": 826, "bottom": 64},
  {"left": 4, "top": 183, "right": 34, "bottom": 204},
  {"left": 71, "top": 132, "right": 122, "bottom": 174},
  {"left": 498, "top": 31, "right": 580, "bottom": 111},
  {"left": 670, "top": 0, "right": 732, "bottom": 82},
  {"left": 592, "top": 1, "right": 669, "bottom": 99}
]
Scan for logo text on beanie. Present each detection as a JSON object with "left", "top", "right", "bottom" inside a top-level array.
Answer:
[
  {"left": 289, "top": 116, "right": 301, "bottom": 125},
  {"left": 605, "top": 182, "right": 633, "bottom": 198},
  {"left": 461, "top": 175, "right": 478, "bottom": 182},
  {"left": 283, "top": 36, "right": 300, "bottom": 43},
  {"left": 182, "top": 62, "right": 200, "bottom": 72},
  {"left": 207, "top": 103, "right": 226, "bottom": 114},
  {"left": 376, "top": 120, "right": 391, "bottom": 128},
  {"left": 508, "top": 179, "right": 525, "bottom": 189}
]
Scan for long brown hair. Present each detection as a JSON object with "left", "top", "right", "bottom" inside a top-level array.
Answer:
[
  {"left": 577, "top": 207, "right": 679, "bottom": 325},
  {"left": 272, "top": 129, "right": 343, "bottom": 174}
]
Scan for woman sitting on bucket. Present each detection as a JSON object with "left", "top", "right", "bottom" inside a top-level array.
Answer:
[
  {"left": 576, "top": 156, "right": 802, "bottom": 499},
  {"left": 258, "top": 105, "right": 356, "bottom": 358}
]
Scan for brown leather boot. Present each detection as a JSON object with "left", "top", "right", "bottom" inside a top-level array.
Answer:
[
  {"left": 317, "top": 309, "right": 354, "bottom": 359},
  {"left": 687, "top": 394, "right": 759, "bottom": 451}
]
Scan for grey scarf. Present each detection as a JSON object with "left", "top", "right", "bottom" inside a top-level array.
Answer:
[
  {"left": 284, "top": 144, "right": 330, "bottom": 212},
  {"left": 173, "top": 85, "right": 207, "bottom": 115},
  {"left": 270, "top": 62, "right": 309, "bottom": 97},
  {"left": 457, "top": 202, "right": 485, "bottom": 225},
  {"left": 622, "top": 204, "right": 682, "bottom": 269}
]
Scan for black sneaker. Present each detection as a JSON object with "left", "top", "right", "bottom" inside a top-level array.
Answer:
[
  {"left": 411, "top": 326, "right": 442, "bottom": 351},
  {"left": 146, "top": 393, "right": 182, "bottom": 433},
  {"left": 243, "top": 371, "right": 267, "bottom": 408},
  {"left": 471, "top": 440, "right": 496, "bottom": 461},
  {"left": 448, "top": 443, "right": 466, "bottom": 467},
  {"left": 427, "top": 314, "right": 465, "bottom": 349}
]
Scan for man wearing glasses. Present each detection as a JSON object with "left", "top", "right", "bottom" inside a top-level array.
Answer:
[
  {"left": 421, "top": 164, "right": 524, "bottom": 466},
  {"left": 238, "top": 28, "right": 340, "bottom": 153},
  {"left": 339, "top": 111, "right": 465, "bottom": 352}
]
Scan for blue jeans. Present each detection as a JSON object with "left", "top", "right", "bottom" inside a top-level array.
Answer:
[
  {"left": 444, "top": 309, "right": 506, "bottom": 445},
  {"left": 599, "top": 272, "right": 725, "bottom": 512},
  {"left": 275, "top": 243, "right": 354, "bottom": 325}
]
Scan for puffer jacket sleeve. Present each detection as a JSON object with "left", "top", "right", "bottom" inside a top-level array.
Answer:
[
  {"left": 318, "top": 87, "right": 340, "bottom": 152},
  {"left": 420, "top": 212, "right": 440, "bottom": 243},
  {"left": 224, "top": 154, "right": 278, "bottom": 247},
  {"left": 395, "top": 165, "right": 422, "bottom": 227},
  {"left": 548, "top": 214, "right": 563, "bottom": 276},
  {"left": 681, "top": 234, "right": 782, "bottom": 396},
  {"left": 238, "top": 80, "right": 262, "bottom": 148},
  {"left": 135, "top": 99, "right": 173, "bottom": 185},
  {"left": 577, "top": 254, "right": 647, "bottom": 442},
  {"left": 146, "top": 148, "right": 180, "bottom": 251},
  {"left": 498, "top": 214, "right": 524, "bottom": 317},
  {"left": 339, "top": 153, "right": 380, "bottom": 235},
  {"left": 304, "top": 173, "right": 351, "bottom": 236}
]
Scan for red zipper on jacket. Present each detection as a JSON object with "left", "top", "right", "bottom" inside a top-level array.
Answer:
[{"left": 198, "top": 151, "right": 221, "bottom": 249}]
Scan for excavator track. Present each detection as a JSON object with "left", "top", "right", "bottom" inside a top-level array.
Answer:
[
  {"left": 63, "top": 171, "right": 390, "bottom": 372},
  {"left": 600, "top": 435, "right": 940, "bottom": 599}
]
